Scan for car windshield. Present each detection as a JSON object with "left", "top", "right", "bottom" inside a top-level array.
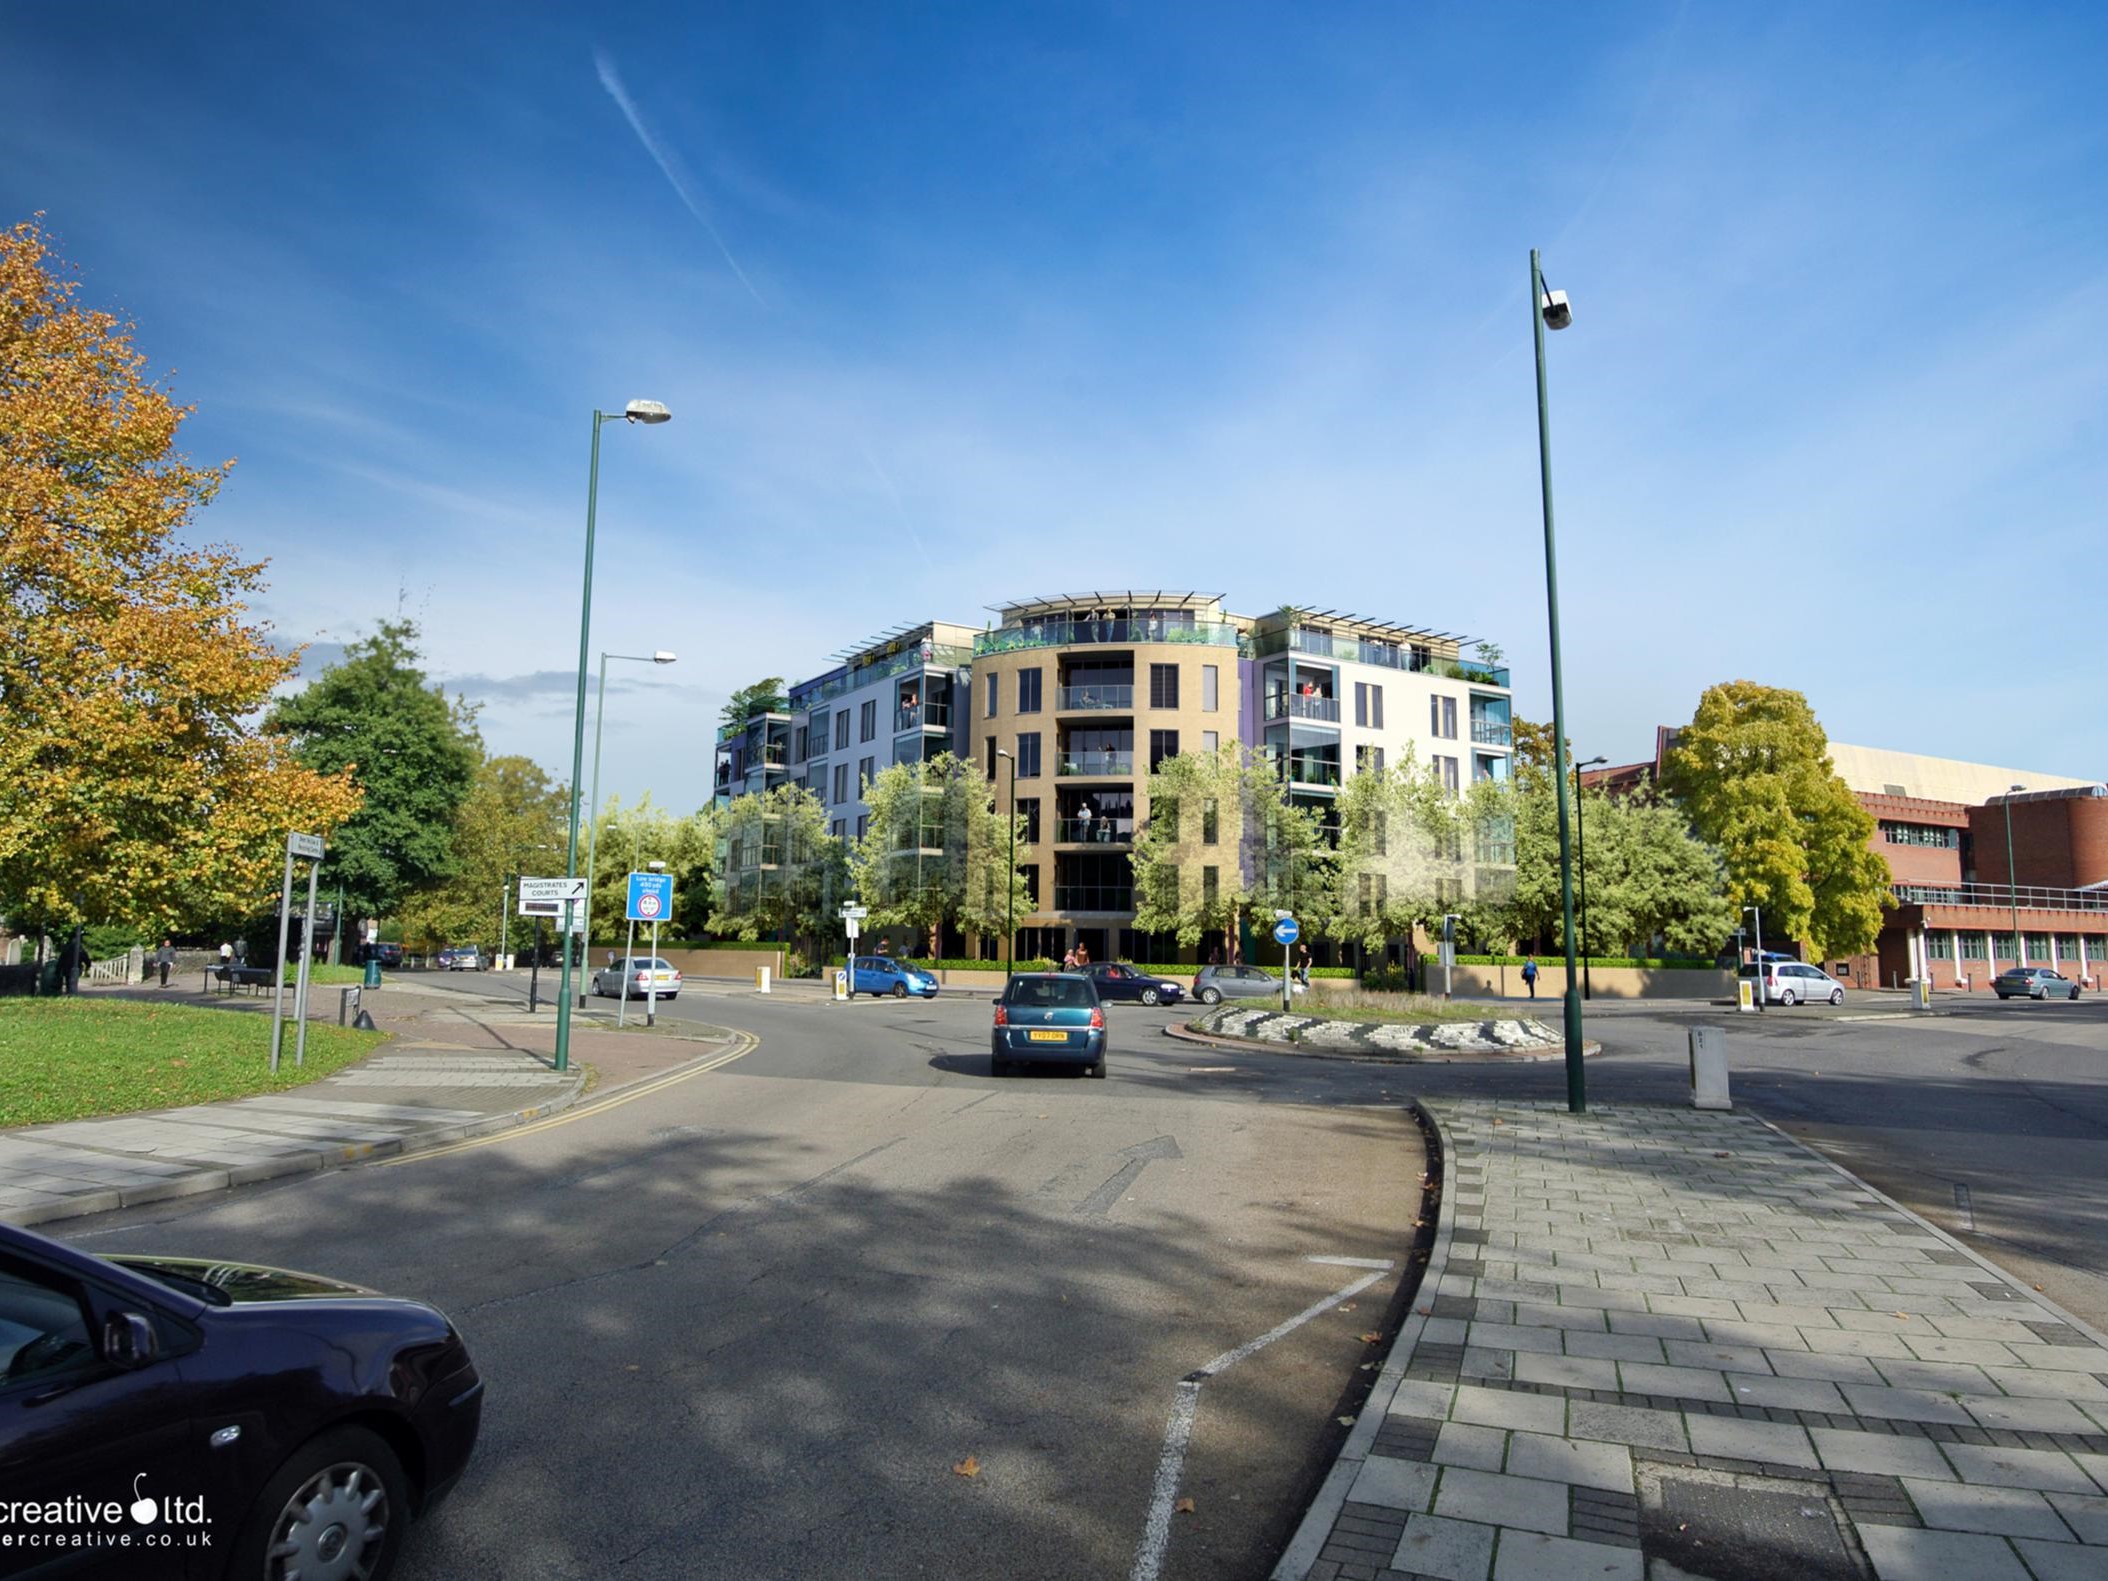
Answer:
[{"left": 1004, "top": 977, "right": 1093, "bottom": 1009}]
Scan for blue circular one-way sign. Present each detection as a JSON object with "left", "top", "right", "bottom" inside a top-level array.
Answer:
[{"left": 1272, "top": 917, "right": 1299, "bottom": 945}]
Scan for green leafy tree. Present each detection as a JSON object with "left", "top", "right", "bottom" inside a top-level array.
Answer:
[
  {"left": 720, "top": 677, "right": 787, "bottom": 728},
  {"left": 1569, "top": 791, "right": 1735, "bottom": 958},
  {"left": 1332, "top": 753, "right": 1516, "bottom": 957},
  {"left": 266, "top": 620, "right": 480, "bottom": 918},
  {"left": 397, "top": 755, "right": 567, "bottom": 950},
  {"left": 1131, "top": 745, "right": 1253, "bottom": 949},
  {"left": 1662, "top": 681, "right": 1890, "bottom": 957},
  {"left": 846, "top": 754, "right": 1024, "bottom": 956},
  {"left": 711, "top": 784, "right": 837, "bottom": 944},
  {"left": 585, "top": 795, "right": 720, "bottom": 946}
]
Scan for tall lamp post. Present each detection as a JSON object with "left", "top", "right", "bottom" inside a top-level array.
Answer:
[
  {"left": 555, "top": 399, "right": 671, "bottom": 1076},
  {"left": 2004, "top": 784, "right": 2025, "bottom": 969},
  {"left": 996, "top": 748, "right": 1017, "bottom": 981},
  {"left": 1530, "top": 248, "right": 1585, "bottom": 1111},
  {"left": 1574, "top": 755, "right": 1608, "bottom": 1000},
  {"left": 578, "top": 649, "right": 679, "bottom": 1005}
]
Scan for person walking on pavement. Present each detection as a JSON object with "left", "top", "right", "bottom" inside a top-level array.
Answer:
[
  {"left": 1297, "top": 944, "right": 1312, "bottom": 989},
  {"left": 156, "top": 940, "right": 174, "bottom": 988},
  {"left": 1522, "top": 956, "right": 1538, "bottom": 999},
  {"left": 1062, "top": 945, "right": 1078, "bottom": 971},
  {"left": 218, "top": 940, "right": 234, "bottom": 971}
]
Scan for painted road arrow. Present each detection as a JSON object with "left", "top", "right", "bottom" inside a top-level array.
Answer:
[{"left": 1078, "top": 1135, "right": 1183, "bottom": 1218}]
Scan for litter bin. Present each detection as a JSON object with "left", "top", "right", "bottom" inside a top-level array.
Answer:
[
  {"left": 363, "top": 958, "right": 382, "bottom": 988},
  {"left": 36, "top": 959, "right": 64, "bottom": 996}
]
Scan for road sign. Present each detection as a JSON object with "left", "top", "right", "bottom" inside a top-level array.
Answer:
[
  {"left": 1272, "top": 916, "right": 1300, "bottom": 945},
  {"left": 627, "top": 871, "right": 674, "bottom": 923},
  {"left": 518, "top": 876, "right": 588, "bottom": 918},
  {"left": 845, "top": 918, "right": 860, "bottom": 941},
  {"left": 287, "top": 831, "right": 325, "bottom": 860},
  {"left": 840, "top": 904, "right": 869, "bottom": 920}
]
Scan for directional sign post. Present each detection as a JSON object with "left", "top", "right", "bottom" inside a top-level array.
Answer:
[
  {"left": 518, "top": 876, "right": 588, "bottom": 916},
  {"left": 273, "top": 832, "right": 326, "bottom": 1073},
  {"left": 1272, "top": 914, "right": 1299, "bottom": 1011}
]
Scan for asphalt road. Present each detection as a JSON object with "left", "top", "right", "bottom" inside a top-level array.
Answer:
[{"left": 63, "top": 983, "right": 1425, "bottom": 1581}]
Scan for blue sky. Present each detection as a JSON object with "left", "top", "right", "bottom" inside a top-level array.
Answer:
[{"left": 7, "top": 2, "right": 2105, "bottom": 807}]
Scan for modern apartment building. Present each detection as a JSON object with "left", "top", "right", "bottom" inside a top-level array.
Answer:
[{"left": 713, "top": 592, "right": 1513, "bottom": 962}]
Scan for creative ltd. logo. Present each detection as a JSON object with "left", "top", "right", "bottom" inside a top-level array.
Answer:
[{"left": 0, "top": 1473, "right": 211, "bottom": 1560}]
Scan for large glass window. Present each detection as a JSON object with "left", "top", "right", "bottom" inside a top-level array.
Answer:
[
  {"left": 1150, "top": 664, "right": 1180, "bottom": 709},
  {"left": 1149, "top": 729, "right": 1179, "bottom": 770},
  {"left": 832, "top": 764, "right": 848, "bottom": 804},
  {"left": 858, "top": 756, "right": 875, "bottom": 790},
  {"left": 1018, "top": 668, "right": 1042, "bottom": 713},
  {"left": 1880, "top": 822, "right": 1960, "bottom": 848},
  {"left": 1960, "top": 934, "right": 1988, "bottom": 960},
  {"left": 860, "top": 699, "right": 877, "bottom": 742},
  {"left": 1925, "top": 932, "right": 1955, "bottom": 959},
  {"left": 1018, "top": 732, "right": 1042, "bottom": 778},
  {"left": 1202, "top": 665, "right": 1218, "bottom": 711},
  {"left": 1202, "top": 798, "right": 1218, "bottom": 845},
  {"left": 985, "top": 672, "right": 999, "bottom": 718},
  {"left": 1017, "top": 798, "right": 1040, "bottom": 843},
  {"left": 1431, "top": 695, "right": 1456, "bottom": 739},
  {"left": 835, "top": 712, "right": 850, "bottom": 751}
]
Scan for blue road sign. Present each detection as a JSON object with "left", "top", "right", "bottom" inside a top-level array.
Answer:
[
  {"left": 1272, "top": 916, "right": 1299, "bottom": 945},
  {"left": 626, "top": 871, "right": 675, "bottom": 923}
]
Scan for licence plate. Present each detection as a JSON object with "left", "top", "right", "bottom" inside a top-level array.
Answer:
[{"left": 1027, "top": 1030, "right": 1068, "bottom": 1043}]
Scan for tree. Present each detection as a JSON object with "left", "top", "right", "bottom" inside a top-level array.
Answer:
[
  {"left": 847, "top": 754, "right": 1025, "bottom": 956},
  {"left": 1130, "top": 746, "right": 1251, "bottom": 950},
  {"left": 0, "top": 218, "right": 361, "bottom": 938},
  {"left": 396, "top": 755, "right": 568, "bottom": 950},
  {"left": 712, "top": 784, "right": 838, "bottom": 945},
  {"left": 266, "top": 620, "right": 480, "bottom": 919},
  {"left": 1662, "top": 682, "right": 1890, "bottom": 957},
  {"left": 720, "top": 677, "right": 787, "bottom": 729},
  {"left": 584, "top": 795, "right": 719, "bottom": 946},
  {"left": 1331, "top": 751, "right": 1515, "bottom": 957},
  {"left": 1567, "top": 790, "right": 1735, "bottom": 958}
]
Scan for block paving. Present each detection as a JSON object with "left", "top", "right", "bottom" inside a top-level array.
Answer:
[{"left": 1285, "top": 1100, "right": 2108, "bottom": 1581}]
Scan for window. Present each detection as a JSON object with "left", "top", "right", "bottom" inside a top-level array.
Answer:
[
  {"left": 1925, "top": 932, "right": 1955, "bottom": 959},
  {"left": 1202, "top": 730, "right": 1218, "bottom": 753},
  {"left": 1202, "top": 798, "right": 1219, "bottom": 845},
  {"left": 1202, "top": 866, "right": 1219, "bottom": 908},
  {"left": 860, "top": 699, "right": 877, "bottom": 742},
  {"left": 1354, "top": 683, "right": 1367, "bottom": 728},
  {"left": 835, "top": 712, "right": 850, "bottom": 751},
  {"left": 1358, "top": 872, "right": 1388, "bottom": 916},
  {"left": 1369, "top": 685, "right": 1383, "bottom": 729},
  {"left": 1431, "top": 695, "right": 1456, "bottom": 739},
  {"left": 856, "top": 814, "right": 868, "bottom": 840},
  {"left": 0, "top": 1267, "right": 94, "bottom": 1386},
  {"left": 1154, "top": 796, "right": 1180, "bottom": 837},
  {"left": 2056, "top": 934, "right": 2081, "bottom": 960},
  {"left": 1017, "top": 798, "right": 1041, "bottom": 843},
  {"left": 1149, "top": 729, "right": 1179, "bottom": 770},
  {"left": 832, "top": 819, "right": 845, "bottom": 841},
  {"left": 1150, "top": 663, "right": 1180, "bottom": 709},
  {"left": 1436, "top": 755, "right": 1460, "bottom": 794},
  {"left": 1018, "top": 732, "right": 1042, "bottom": 778},
  {"left": 2026, "top": 933, "right": 2051, "bottom": 959},
  {"left": 1960, "top": 934, "right": 1988, "bottom": 960},
  {"left": 1021, "top": 865, "right": 1039, "bottom": 906},
  {"left": 986, "top": 737, "right": 998, "bottom": 777},
  {"left": 859, "top": 756, "right": 876, "bottom": 791},
  {"left": 1202, "top": 665, "right": 1219, "bottom": 711},
  {"left": 1018, "top": 668, "right": 1042, "bottom": 713},
  {"left": 985, "top": 672, "right": 999, "bottom": 718},
  {"left": 1879, "top": 821, "right": 1960, "bottom": 848},
  {"left": 832, "top": 764, "right": 848, "bottom": 804},
  {"left": 1356, "top": 744, "right": 1385, "bottom": 775},
  {"left": 1371, "top": 811, "right": 1388, "bottom": 857}
]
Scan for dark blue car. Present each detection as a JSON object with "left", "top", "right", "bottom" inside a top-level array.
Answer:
[{"left": 991, "top": 973, "right": 1107, "bottom": 1078}]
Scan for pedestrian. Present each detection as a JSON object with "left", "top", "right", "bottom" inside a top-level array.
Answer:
[
  {"left": 218, "top": 940, "right": 234, "bottom": 970},
  {"left": 155, "top": 939, "right": 174, "bottom": 988},
  {"left": 1297, "top": 944, "right": 1312, "bottom": 989},
  {"left": 1062, "top": 946, "right": 1078, "bottom": 971},
  {"left": 1522, "top": 956, "right": 1538, "bottom": 999},
  {"left": 1208, "top": 945, "right": 1222, "bottom": 966},
  {"left": 232, "top": 937, "right": 248, "bottom": 966},
  {"left": 1075, "top": 940, "right": 1090, "bottom": 967}
]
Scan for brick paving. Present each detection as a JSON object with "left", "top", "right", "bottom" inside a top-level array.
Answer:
[{"left": 1278, "top": 1100, "right": 2108, "bottom": 1581}]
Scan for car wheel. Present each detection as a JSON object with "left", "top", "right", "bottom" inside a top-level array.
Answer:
[
  {"left": 1140, "top": 988, "right": 1160, "bottom": 1006},
  {"left": 235, "top": 1424, "right": 409, "bottom": 1581},
  {"left": 1829, "top": 988, "right": 1844, "bottom": 1006},
  {"left": 2033, "top": 987, "right": 2045, "bottom": 1000},
  {"left": 2072, "top": 987, "right": 2082, "bottom": 1000},
  {"left": 1780, "top": 990, "right": 1797, "bottom": 1006},
  {"left": 892, "top": 982, "right": 908, "bottom": 999},
  {"left": 1198, "top": 987, "right": 1221, "bottom": 1005},
  {"left": 1089, "top": 1058, "right": 1107, "bottom": 1079}
]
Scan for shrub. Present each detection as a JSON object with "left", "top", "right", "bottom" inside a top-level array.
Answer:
[{"left": 1454, "top": 954, "right": 1716, "bottom": 970}]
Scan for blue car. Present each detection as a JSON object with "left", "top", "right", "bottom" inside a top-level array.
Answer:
[
  {"left": 991, "top": 973, "right": 1107, "bottom": 1078},
  {"left": 849, "top": 955, "right": 939, "bottom": 998}
]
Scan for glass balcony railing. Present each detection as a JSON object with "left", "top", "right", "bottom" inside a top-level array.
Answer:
[
  {"left": 1055, "top": 818, "right": 1133, "bottom": 844},
  {"left": 1264, "top": 693, "right": 1341, "bottom": 723},
  {"left": 1059, "top": 752, "right": 1134, "bottom": 776},
  {"left": 1053, "top": 885, "right": 1135, "bottom": 913},
  {"left": 1283, "top": 758, "right": 1342, "bottom": 787},
  {"left": 975, "top": 618, "right": 1242, "bottom": 657},
  {"left": 1058, "top": 684, "right": 1134, "bottom": 710},
  {"left": 788, "top": 645, "right": 973, "bottom": 713},
  {"left": 1470, "top": 718, "right": 1512, "bottom": 747},
  {"left": 894, "top": 702, "right": 951, "bottom": 733},
  {"left": 1248, "top": 630, "right": 1511, "bottom": 688}
]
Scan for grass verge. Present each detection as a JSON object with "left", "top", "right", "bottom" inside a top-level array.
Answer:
[
  {"left": 0, "top": 999, "right": 385, "bottom": 1128},
  {"left": 1283, "top": 990, "right": 1524, "bottom": 1025}
]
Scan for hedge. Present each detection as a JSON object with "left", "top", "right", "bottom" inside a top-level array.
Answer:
[
  {"left": 1455, "top": 954, "right": 1718, "bottom": 970},
  {"left": 821, "top": 958, "right": 1360, "bottom": 978}
]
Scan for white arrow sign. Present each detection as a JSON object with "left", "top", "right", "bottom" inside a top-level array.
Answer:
[{"left": 519, "top": 876, "right": 588, "bottom": 903}]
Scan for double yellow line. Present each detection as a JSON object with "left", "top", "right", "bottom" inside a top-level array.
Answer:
[{"left": 378, "top": 1030, "right": 758, "bottom": 1168}]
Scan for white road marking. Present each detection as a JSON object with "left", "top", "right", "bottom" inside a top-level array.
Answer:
[
  {"left": 1130, "top": 1263, "right": 1390, "bottom": 1581},
  {"left": 1306, "top": 1255, "right": 1392, "bottom": 1270}
]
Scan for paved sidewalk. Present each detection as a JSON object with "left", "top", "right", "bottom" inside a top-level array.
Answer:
[
  {"left": 1278, "top": 1100, "right": 2108, "bottom": 1581},
  {"left": 0, "top": 985, "right": 741, "bottom": 1228}
]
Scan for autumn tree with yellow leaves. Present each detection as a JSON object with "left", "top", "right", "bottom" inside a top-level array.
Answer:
[{"left": 0, "top": 218, "right": 359, "bottom": 938}]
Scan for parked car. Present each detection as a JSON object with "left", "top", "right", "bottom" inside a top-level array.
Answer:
[
  {"left": 373, "top": 941, "right": 405, "bottom": 968},
  {"left": 1192, "top": 964, "right": 1282, "bottom": 1004},
  {"left": 443, "top": 946, "right": 482, "bottom": 972},
  {"left": 846, "top": 956, "right": 939, "bottom": 998},
  {"left": 1737, "top": 960, "right": 1845, "bottom": 1005},
  {"left": 1078, "top": 961, "right": 1184, "bottom": 1006},
  {"left": 590, "top": 956, "right": 682, "bottom": 1000},
  {"left": 1994, "top": 966, "right": 2081, "bottom": 1001},
  {"left": 991, "top": 972, "right": 1106, "bottom": 1077},
  {"left": 0, "top": 1219, "right": 480, "bottom": 1581}
]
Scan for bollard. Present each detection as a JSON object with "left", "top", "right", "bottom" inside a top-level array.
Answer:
[
  {"left": 338, "top": 985, "right": 361, "bottom": 1026},
  {"left": 1689, "top": 1026, "right": 1731, "bottom": 1110},
  {"left": 757, "top": 965, "right": 772, "bottom": 994}
]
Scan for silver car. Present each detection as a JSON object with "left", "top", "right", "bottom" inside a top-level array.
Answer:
[
  {"left": 1994, "top": 966, "right": 2080, "bottom": 1001},
  {"left": 1192, "top": 964, "right": 1283, "bottom": 1005},
  {"left": 1738, "top": 960, "right": 1844, "bottom": 1006},
  {"left": 591, "top": 956, "right": 682, "bottom": 1000}
]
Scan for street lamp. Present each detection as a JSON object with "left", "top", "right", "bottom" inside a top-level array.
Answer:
[
  {"left": 1574, "top": 755, "right": 1608, "bottom": 1000},
  {"left": 996, "top": 749, "right": 1017, "bottom": 981},
  {"left": 579, "top": 649, "right": 679, "bottom": 1005},
  {"left": 555, "top": 400, "right": 671, "bottom": 1076},
  {"left": 1744, "top": 904, "right": 1765, "bottom": 1012},
  {"left": 1531, "top": 248, "right": 1585, "bottom": 1111},
  {"left": 2004, "top": 784, "right": 2025, "bottom": 969}
]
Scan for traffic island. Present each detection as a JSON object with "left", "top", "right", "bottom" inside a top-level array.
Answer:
[{"left": 1179, "top": 1003, "right": 1597, "bottom": 1061}]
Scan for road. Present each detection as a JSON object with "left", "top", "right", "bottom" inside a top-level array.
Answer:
[{"left": 64, "top": 983, "right": 1424, "bottom": 1581}]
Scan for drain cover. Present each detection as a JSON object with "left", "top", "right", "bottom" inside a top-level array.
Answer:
[{"left": 1635, "top": 1463, "right": 1865, "bottom": 1581}]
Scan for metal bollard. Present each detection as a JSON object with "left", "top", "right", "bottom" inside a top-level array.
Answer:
[
  {"left": 1689, "top": 1026, "right": 1731, "bottom": 1111},
  {"left": 339, "top": 985, "right": 361, "bottom": 1026}
]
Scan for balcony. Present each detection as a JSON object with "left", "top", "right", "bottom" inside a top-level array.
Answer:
[
  {"left": 1894, "top": 883, "right": 2108, "bottom": 915},
  {"left": 1249, "top": 630, "right": 1511, "bottom": 687},
  {"left": 894, "top": 702, "right": 952, "bottom": 733},
  {"left": 1053, "top": 885, "right": 1135, "bottom": 913},
  {"left": 1055, "top": 818, "right": 1133, "bottom": 844},
  {"left": 1264, "top": 693, "right": 1342, "bottom": 723},
  {"left": 1060, "top": 752, "right": 1134, "bottom": 777},
  {"left": 1058, "top": 683, "right": 1134, "bottom": 711},
  {"left": 1471, "top": 718, "right": 1512, "bottom": 747},
  {"left": 1283, "top": 758, "right": 1342, "bottom": 789},
  {"left": 975, "top": 617, "right": 1242, "bottom": 657}
]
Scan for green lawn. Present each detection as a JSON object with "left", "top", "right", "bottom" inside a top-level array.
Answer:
[
  {"left": 1279, "top": 990, "right": 1520, "bottom": 1025},
  {"left": 0, "top": 999, "right": 385, "bottom": 1129}
]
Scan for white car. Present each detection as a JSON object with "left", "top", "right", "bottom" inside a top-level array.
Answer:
[
  {"left": 1739, "top": 960, "right": 1845, "bottom": 1006},
  {"left": 591, "top": 956, "right": 681, "bottom": 1000}
]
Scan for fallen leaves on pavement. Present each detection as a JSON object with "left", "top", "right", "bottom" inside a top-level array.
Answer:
[
  {"left": 1174, "top": 1498, "right": 1196, "bottom": 1515},
  {"left": 952, "top": 1456, "right": 981, "bottom": 1478}
]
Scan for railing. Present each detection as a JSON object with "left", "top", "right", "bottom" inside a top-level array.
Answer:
[
  {"left": 1058, "top": 684, "right": 1134, "bottom": 710},
  {"left": 894, "top": 702, "right": 951, "bottom": 733},
  {"left": 1249, "top": 630, "right": 1511, "bottom": 688},
  {"left": 1060, "top": 752, "right": 1134, "bottom": 776},
  {"left": 1894, "top": 883, "right": 2108, "bottom": 915},
  {"left": 788, "top": 645, "right": 974, "bottom": 712},
  {"left": 1284, "top": 759, "right": 1342, "bottom": 787},
  {"left": 975, "top": 618, "right": 1242, "bottom": 657},
  {"left": 1053, "top": 885, "right": 1135, "bottom": 912},
  {"left": 1055, "top": 818, "right": 1133, "bottom": 844},
  {"left": 1263, "top": 693, "right": 1341, "bottom": 723},
  {"left": 1471, "top": 719, "right": 1512, "bottom": 746}
]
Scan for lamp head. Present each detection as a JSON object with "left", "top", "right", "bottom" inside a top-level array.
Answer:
[
  {"left": 1540, "top": 288, "right": 1573, "bottom": 331},
  {"left": 652, "top": 651, "right": 678, "bottom": 664},
  {"left": 647, "top": 860, "right": 667, "bottom": 871},
  {"left": 623, "top": 400, "right": 672, "bottom": 425},
  {"left": 2009, "top": 784, "right": 2025, "bottom": 794}
]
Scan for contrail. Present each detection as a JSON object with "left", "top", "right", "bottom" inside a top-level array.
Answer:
[{"left": 594, "top": 48, "right": 765, "bottom": 306}]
